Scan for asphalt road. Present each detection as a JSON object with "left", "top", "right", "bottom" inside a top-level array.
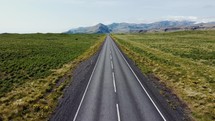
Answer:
[{"left": 71, "top": 35, "right": 168, "bottom": 121}]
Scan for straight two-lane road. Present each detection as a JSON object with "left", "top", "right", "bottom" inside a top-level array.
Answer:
[{"left": 72, "top": 35, "right": 168, "bottom": 121}]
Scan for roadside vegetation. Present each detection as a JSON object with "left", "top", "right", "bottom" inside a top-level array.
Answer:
[
  {"left": 0, "top": 33, "right": 105, "bottom": 120},
  {"left": 112, "top": 30, "right": 215, "bottom": 121}
]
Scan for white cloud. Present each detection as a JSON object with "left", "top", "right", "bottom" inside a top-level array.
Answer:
[
  {"left": 163, "top": 16, "right": 215, "bottom": 23},
  {"left": 136, "top": 16, "right": 215, "bottom": 24},
  {"left": 163, "top": 16, "right": 198, "bottom": 21}
]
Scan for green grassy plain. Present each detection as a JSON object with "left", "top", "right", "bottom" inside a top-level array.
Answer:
[
  {"left": 0, "top": 33, "right": 105, "bottom": 120},
  {"left": 113, "top": 30, "right": 215, "bottom": 121}
]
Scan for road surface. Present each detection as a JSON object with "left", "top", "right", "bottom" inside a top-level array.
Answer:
[{"left": 71, "top": 35, "right": 168, "bottom": 121}]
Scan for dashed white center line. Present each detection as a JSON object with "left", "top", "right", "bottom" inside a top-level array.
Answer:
[
  {"left": 110, "top": 47, "right": 120, "bottom": 121},
  {"left": 111, "top": 61, "right": 114, "bottom": 69},
  {"left": 116, "top": 104, "right": 121, "bottom": 121},
  {"left": 112, "top": 72, "right": 117, "bottom": 93}
]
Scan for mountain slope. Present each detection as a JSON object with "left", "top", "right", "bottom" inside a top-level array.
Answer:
[
  {"left": 66, "top": 23, "right": 110, "bottom": 34},
  {"left": 66, "top": 21, "right": 196, "bottom": 34},
  {"left": 108, "top": 21, "right": 195, "bottom": 33}
]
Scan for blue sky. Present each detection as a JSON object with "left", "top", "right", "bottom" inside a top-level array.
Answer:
[{"left": 0, "top": 0, "right": 215, "bottom": 33}]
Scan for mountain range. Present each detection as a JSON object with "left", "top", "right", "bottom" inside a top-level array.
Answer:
[{"left": 65, "top": 21, "right": 215, "bottom": 34}]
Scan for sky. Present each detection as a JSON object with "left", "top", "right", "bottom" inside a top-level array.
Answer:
[{"left": 0, "top": 0, "right": 215, "bottom": 33}]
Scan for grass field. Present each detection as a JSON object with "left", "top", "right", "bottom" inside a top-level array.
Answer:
[
  {"left": 0, "top": 33, "right": 105, "bottom": 120},
  {"left": 112, "top": 30, "right": 215, "bottom": 121}
]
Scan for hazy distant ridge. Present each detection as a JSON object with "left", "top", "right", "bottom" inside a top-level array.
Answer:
[
  {"left": 66, "top": 23, "right": 110, "bottom": 34},
  {"left": 66, "top": 20, "right": 215, "bottom": 34}
]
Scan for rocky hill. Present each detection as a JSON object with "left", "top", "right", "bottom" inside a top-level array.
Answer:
[
  {"left": 65, "top": 21, "right": 215, "bottom": 34},
  {"left": 66, "top": 23, "right": 110, "bottom": 34}
]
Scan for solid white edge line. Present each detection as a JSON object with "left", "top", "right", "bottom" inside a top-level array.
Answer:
[
  {"left": 116, "top": 104, "right": 121, "bottom": 121},
  {"left": 72, "top": 41, "right": 104, "bottom": 121},
  {"left": 111, "top": 38, "right": 167, "bottom": 121},
  {"left": 112, "top": 72, "right": 117, "bottom": 93}
]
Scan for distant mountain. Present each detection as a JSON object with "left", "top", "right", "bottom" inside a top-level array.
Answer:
[
  {"left": 65, "top": 21, "right": 200, "bottom": 34},
  {"left": 107, "top": 23, "right": 146, "bottom": 33},
  {"left": 139, "top": 22, "right": 215, "bottom": 33},
  {"left": 66, "top": 23, "right": 110, "bottom": 34},
  {"left": 107, "top": 21, "right": 195, "bottom": 33}
]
